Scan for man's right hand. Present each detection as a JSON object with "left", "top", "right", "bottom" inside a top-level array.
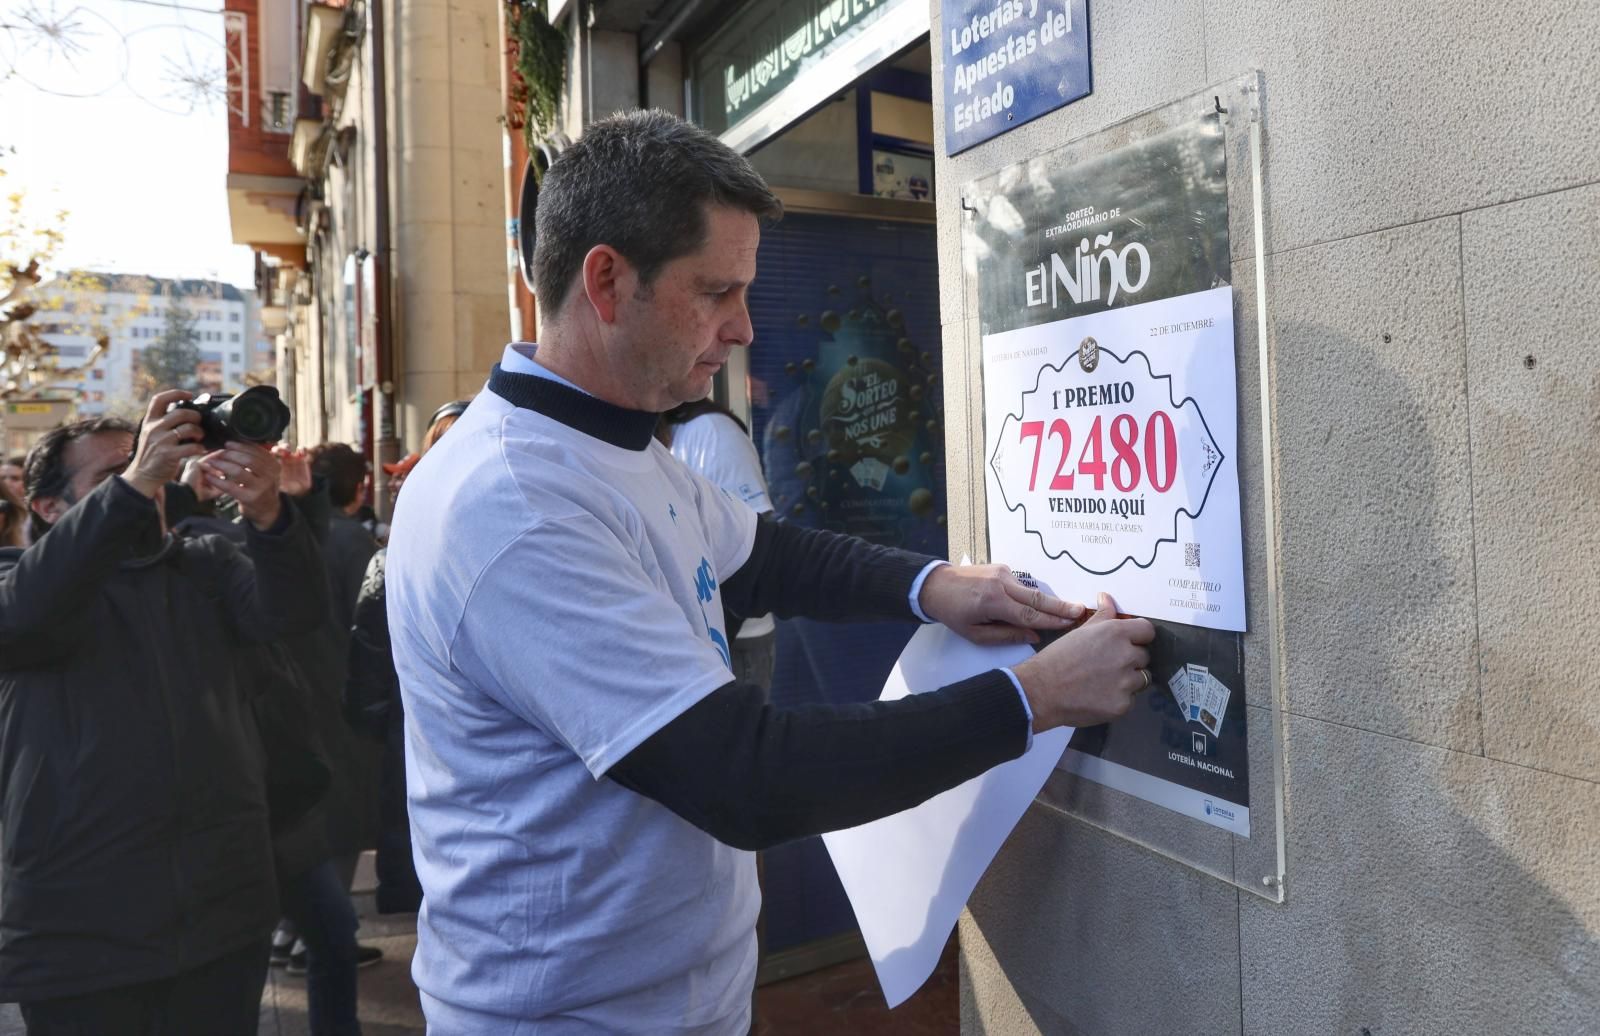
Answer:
[
  {"left": 121, "top": 390, "right": 207, "bottom": 498},
  {"left": 1010, "top": 592, "right": 1156, "bottom": 731}
]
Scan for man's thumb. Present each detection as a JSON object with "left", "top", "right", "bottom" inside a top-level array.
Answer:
[{"left": 1084, "top": 591, "right": 1119, "bottom": 623}]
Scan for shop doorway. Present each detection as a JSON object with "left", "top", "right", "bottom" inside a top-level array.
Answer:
[{"left": 742, "top": 206, "right": 946, "bottom": 977}]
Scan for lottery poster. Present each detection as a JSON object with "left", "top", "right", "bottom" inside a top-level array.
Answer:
[{"left": 971, "top": 113, "right": 1251, "bottom": 834}]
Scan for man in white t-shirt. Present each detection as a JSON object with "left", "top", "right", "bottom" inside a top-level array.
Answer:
[
  {"left": 386, "top": 110, "right": 1155, "bottom": 1034},
  {"left": 662, "top": 402, "right": 771, "bottom": 515},
  {"left": 661, "top": 400, "right": 777, "bottom": 688}
]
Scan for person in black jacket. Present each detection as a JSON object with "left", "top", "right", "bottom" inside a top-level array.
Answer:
[
  {"left": 305, "top": 444, "right": 382, "bottom": 880},
  {"left": 0, "top": 392, "right": 328, "bottom": 1034},
  {"left": 345, "top": 550, "right": 420, "bottom": 916},
  {"left": 174, "top": 446, "right": 375, "bottom": 1034},
  {"left": 343, "top": 400, "right": 467, "bottom": 917}
]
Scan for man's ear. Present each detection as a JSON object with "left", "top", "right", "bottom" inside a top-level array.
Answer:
[
  {"left": 580, "top": 244, "right": 633, "bottom": 324},
  {"left": 29, "top": 495, "right": 66, "bottom": 527}
]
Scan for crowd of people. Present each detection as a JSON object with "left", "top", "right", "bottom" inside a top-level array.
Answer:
[
  {"left": 0, "top": 395, "right": 463, "bottom": 1034},
  {"left": 0, "top": 109, "right": 1157, "bottom": 1036}
]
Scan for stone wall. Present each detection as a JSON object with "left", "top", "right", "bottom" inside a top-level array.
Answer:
[
  {"left": 933, "top": 3, "right": 1600, "bottom": 1033},
  {"left": 389, "top": 0, "right": 511, "bottom": 441}
]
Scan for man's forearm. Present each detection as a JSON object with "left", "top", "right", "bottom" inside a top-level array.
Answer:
[
  {"left": 607, "top": 669, "right": 1029, "bottom": 850},
  {"left": 0, "top": 477, "right": 156, "bottom": 652},
  {"left": 720, "top": 514, "right": 934, "bottom": 625}
]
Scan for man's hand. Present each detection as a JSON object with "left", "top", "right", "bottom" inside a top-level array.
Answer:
[
  {"left": 273, "top": 445, "right": 313, "bottom": 498},
  {"left": 917, "top": 563, "right": 1085, "bottom": 646},
  {"left": 1011, "top": 592, "right": 1156, "bottom": 730},
  {"left": 199, "top": 442, "right": 284, "bottom": 531},
  {"left": 180, "top": 456, "right": 224, "bottom": 503},
  {"left": 122, "top": 390, "right": 208, "bottom": 498}
]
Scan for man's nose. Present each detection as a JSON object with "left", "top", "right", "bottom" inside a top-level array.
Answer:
[{"left": 725, "top": 296, "right": 754, "bottom": 348}]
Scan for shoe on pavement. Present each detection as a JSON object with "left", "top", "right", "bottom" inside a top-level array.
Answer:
[
  {"left": 286, "top": 942, "right": 383, "bottom": 976},
  {"left": 285, "top": 939, "right": 309, "bottom": 977},
  {"left": 269, "top": 925, "right": 296, "bottom": 968}
]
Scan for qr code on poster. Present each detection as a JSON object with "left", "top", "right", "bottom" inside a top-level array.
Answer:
[{"left": 1184, "top": 542, "right": 1201, "bottom": 568}]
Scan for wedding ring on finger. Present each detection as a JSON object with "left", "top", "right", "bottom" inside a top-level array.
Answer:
[{"left": 1137, "top": 668, "right": 1152, "bottom": 690}]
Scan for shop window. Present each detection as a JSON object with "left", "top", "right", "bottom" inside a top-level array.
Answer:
[{"left": 744, "top": 212, "right": 945, "bottom": 954}]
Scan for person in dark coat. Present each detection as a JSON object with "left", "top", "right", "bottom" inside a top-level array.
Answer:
[
  {"left": 345, "top": 550, "right": 420, "bottom": 915},
  {"left": 0, "top": 394, "right": 327, "bottom": 1034},
  {"left": 306, "top": 443, "right": 382, "bottom": 872},
  {"left": 344, "top": 401, "right": 467, "bottom": 916},
  {"left": 175, "top": 448, "right": 373, "bottom": 1034}
]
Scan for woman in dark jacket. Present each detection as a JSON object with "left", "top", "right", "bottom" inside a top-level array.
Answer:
[
  {"left": 343, "top": 400, "right": 467, "bottom": 914},
  {"left": 345, "top": 551, "right": 420, "bottom": 913}
]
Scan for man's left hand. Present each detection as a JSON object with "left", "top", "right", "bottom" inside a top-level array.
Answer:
[
  {"left": 200, "top": 442, "right": 283, "bottom": 531},
  {"left": 917, "top": 564, "right": 1085, "bottom": 646},
  {"left": 273, "top": 445, "right": 313, "bottom": 498}
]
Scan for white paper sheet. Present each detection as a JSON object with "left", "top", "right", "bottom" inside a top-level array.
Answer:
[{"left": 821, "top": 622, "right": 1073, "bottom": 1008}]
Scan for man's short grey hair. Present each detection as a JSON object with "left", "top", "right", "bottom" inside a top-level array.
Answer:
[{"left": 531, "top": 109, "right": 783, "bottom": 315}]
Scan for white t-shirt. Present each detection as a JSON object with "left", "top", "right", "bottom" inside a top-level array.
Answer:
[
  {"left": 386, "top": 347, "right": 760, "bottom": 1033},
  {"left": 669, "top": 412, "right": 775, "bottom": 639},
  {"left": 668, "top": 412, "right": 772, "bottom": 514}
]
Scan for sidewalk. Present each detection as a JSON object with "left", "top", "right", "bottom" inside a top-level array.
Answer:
[
  {"left": 258, "top": 907, "right": 959, "bottom": 1035},
  {"left": 260, "top": 852, "right": 958, "bottom": 1033},
  {"left": 0, "top": 874, "right": 957, "bottom": 1035},
  {"left": 257, "top": 895, "right": 423, "bottom": 1036},
  {"left": 755, "top": 939, "right": 958, "bottom": 1036}
]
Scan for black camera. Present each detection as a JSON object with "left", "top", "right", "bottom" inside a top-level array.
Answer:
[{"left": 168, "top": 386, "right": 292, "bottom": 450}]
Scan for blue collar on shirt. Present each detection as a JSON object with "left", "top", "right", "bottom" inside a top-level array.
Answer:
[{"left": 487, "top": 364, "right": 661, "bottom": 451}]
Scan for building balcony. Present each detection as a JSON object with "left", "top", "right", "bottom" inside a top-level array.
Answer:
[
  {"left": 226, "top": 173, "right": 305, "bottom": 255},
  {"left": 302, "top": 3, "right": 346, "bottom": 97}
]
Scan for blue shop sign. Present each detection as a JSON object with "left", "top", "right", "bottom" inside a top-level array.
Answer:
[{"left": 942, "top": 0, "right": 1091, "bottom": 155}]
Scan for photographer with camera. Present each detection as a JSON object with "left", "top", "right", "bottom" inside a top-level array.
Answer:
[
  {"left": 0, "top": 389, "right": 327, "bottom": 1034},
  {"left": 167, "top": 437, "right": 378, "bottom": 1035}
]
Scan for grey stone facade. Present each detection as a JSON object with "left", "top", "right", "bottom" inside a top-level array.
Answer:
[{"left": 933, "top": 3, "right": 1600, "bottom": 1033}]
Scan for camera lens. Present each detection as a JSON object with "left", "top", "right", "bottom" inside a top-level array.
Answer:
[
  {"left": 214, "top": 386, "right": 290, "bottom": 444},
  {"left": 229, "top": 395, "right": 275, "bottom": 440}
]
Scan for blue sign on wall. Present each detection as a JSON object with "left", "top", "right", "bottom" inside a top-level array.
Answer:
[{"left": 942, "top": 0, "right": 1091, "bottom": 155}]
